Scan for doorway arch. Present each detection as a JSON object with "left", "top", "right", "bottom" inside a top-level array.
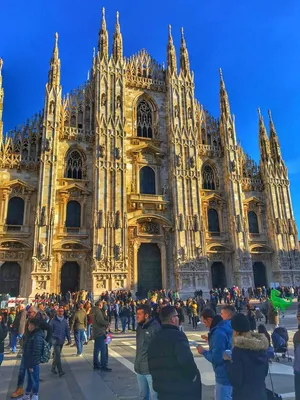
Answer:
[
  {"left": 138, "top": 243, "right": 162, "bottom": 298},
  {"left": 0, "top": 262, "right": 21, "bottom": 296},
  {"left": 211, "top": 262, "right": 227, "bottom": 289},
  {"left": 253, "top": 262, "right": 267, "bottom": 288},
  {"left": 61, "top": 262, "right": 80, "bottom": 294}
]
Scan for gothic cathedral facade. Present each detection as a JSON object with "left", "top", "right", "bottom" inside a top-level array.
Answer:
[{"left": 0, "top": 10, "right": 299, "bottom": 298}]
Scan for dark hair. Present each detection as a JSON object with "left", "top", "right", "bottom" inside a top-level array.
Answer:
[
  {"left": 222, "top": 305, "right": 236, "bottom": 317},
  {"left": 136, "top": 304, "right": 151, "bottom": 316},
  {"left": 210, "top": 314, "right": 223, "bottom": 330},
  {"left": 201, "top": 308, "right": 215, "bottom": 320},
  {"left": 258, "top": 324, "right": 271, "bottom": 346},
  {"left": 159, "top": 305, "right": 177, "bottom": 323},
  {"left": 28, "top": 318, "right": 40, "bottom": 328}
]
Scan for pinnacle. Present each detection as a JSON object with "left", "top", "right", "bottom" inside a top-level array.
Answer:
[{"left": 0, "top": 58, "right": 3, "bottom": 74}]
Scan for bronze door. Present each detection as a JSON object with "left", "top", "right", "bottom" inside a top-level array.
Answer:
[
  {"left": 0, "top": 262, "right": 21, "bottom": 297},
  {"left": 138, "top": 243, "right": 162, "bottom": 297},
  {"left": 211, "top": 262, "right": 227, "bottom": 289},
  {"left": 61, "top": 262, "right": 80, "bottom": 294}
]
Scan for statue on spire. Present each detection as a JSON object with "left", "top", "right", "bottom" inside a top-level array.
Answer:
[
  {"left": 258, "top": 108, "right": 271, "bottom": 163},
  {"left": 112, "top": 11, "right": 123, "bottom": 62},
  {"left": 268, "top": 109, "right": 282, "bottom": 162},
  {"left": 180, "top": 27, "right": 190, "bottom": 77},
  {"left": 48, "top": 32, "right": 61, "bottom": 89},
  {"left": 98, "top": 7, "right": 109, "bottom": 60},
  {"left": 167, "top": 25, "right": 177, "bottom": 75}
]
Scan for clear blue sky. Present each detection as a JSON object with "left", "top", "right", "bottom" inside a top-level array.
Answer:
[{"left": 1, "top": 0, "right": 300, "bottom": 228}]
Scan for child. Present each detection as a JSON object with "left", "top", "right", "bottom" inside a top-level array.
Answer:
[
  {"left": 0, "top": 314, "right": 8, "bottom": 367},
  {"left": 22, "top": 318, "right": 44, "bottom": 400},
  {"left": 255, "top": 306, "right": 263, "bottom": 322}
]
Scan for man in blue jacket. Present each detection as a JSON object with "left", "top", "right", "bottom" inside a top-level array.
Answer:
[
  {"left": 49, "top": 306, "right": 71, "bottom": 377},
  {"left": 197, "top": 308, "right": 232, "bottom": 400}
]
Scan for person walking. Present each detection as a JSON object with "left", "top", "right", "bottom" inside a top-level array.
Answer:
[
  {"left": 71, "top": 303, "right": 87, "bottom": 357},
  {"left": 198, "top": 308, "right": 232, "bottom": 400},
  {"left": 11, "top": 304, "right": 26, "bottom": 353},
  {"left": 49, "top": 306, "right": 71, "bottom": 377},
  {"left": 114, "top": 300, "right": 120, "bottom": 332},
  {"left": 21, "top": 318, "right": 44, "bottom": 400},
  {"left": 148, "top": 305, "right": 201, "bottom": 400},
  {"left": 134, "top": 304, "right": 161, "bottom": 400},
  {"left": 293, "top": 312, "right": 300, "bottom": 400},
  {"left": 92, "top": 301, "right": 111, "bottom": 371},
  {"left": 224, "top": 313, "right": 269, "bottom": 400},
  {"left": 0, "top": 314, "right": 8, "bottom": 367}
]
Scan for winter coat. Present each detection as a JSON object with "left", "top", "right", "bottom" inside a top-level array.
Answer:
[
  {"left": 71, "top": 309, "right": 87, "bottom": 331},
  {"left": 202, "top": 319, "right": 232, "bottom": 385},
  {"left": 226, "top": 332, "right": 269, "bottom": 400},
  {"left": 12, "top": 309, "right": 27, "bottom": 335},
  {"left": 50, "top": 317, "right": 71, "bottom": 345},
  {"left": 23, "top": 328, "right": 45, "bottom": 368},
  {"left": 148, "top": 325, "right": 202, "bottom": 400},
  {"left": 25, "top": 313, "right": 52, "bottom": 344},
  {"left": 176, "top": 307, "right": 185, "bottom": 324},
  {"left": 268, "top": 304, "right": 279, "bottom": 326},
  {"left": 134, "top": 317, "right": 161, "bottom": 374},
  {"left": 92, "top": 307, "right": 109, "bottom": 339},
  {"left": 190, "top": 303, "right": 198, "bottom": 317},
  {"left": 247, "top": 309, "right": 257, "bottom": 331},
  {"left": 0, "top": 322, "right": 8, "bottom": 353}
]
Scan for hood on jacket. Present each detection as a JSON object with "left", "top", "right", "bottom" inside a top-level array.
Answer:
[{"left": 233, "top": 332, "right": 269, "bottom": 352}]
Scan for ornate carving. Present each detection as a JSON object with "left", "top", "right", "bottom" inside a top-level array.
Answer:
[
  {"left": 138, "top": 222, "right": 159, "bottom": 235},
  {"left": 115, "top": 244, "right": 122, "bottom": 261},
  {"left": 38, "top": 242, "right": 46, "bottom": 259}
]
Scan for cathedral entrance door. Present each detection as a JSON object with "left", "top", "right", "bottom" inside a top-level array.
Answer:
[
  {"left": 138, "top": 243, "right": 162, "bottom": 298},
  {"left": 253, "top": 262, "right": 267, "bottom": 288},
  {"left": 211, "top": 262, "right": 227, "bottom": 289},
  {"left": 0, "top": 262, "right": 21, "bottom": 297},
  {"left": 61, "top": 262, "right": 80, "bottom": 294}
]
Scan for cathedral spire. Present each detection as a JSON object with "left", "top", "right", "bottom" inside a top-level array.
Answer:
[
  {"left": 48, "top": 33, "right": 61, "bottom": 89},
  {"left": 258, "top": 108, "right": 271, "bottom": 163},
  {"left": 268, "top": 109, "right": 282, "bottom": 162},
  {"left": 112, "top": 11, "right": 123, "bottom": 62},
  {"left": 0, "top": 58, "right": 4, "bottom": 140},
  {"left": 98, "top": 7, "right": 109, "bottom": 60},
  {"left": 167, "top": 25, "right": 177, "bottom": 75},
  {"left": 219, "top": 68, "right": 231, "bottom": 120},
  {"left": 180, "top": 27, "right": 190, "bottom": 77}
]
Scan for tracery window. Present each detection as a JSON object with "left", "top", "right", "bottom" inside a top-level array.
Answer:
[
  {"left": 248, "top": 211, "right": 259, "bottom": 234},
  {"left": 202, "top": 165, "right": 216, "bottom": 190},
  {"left": 208, "top": 209, "right": 220, "bottom": 233},
  {"left": 66, "top": 150, "right": 84, "bottom": 179},
  {"left": 137, "top": 101, "right": 153, "bottom": 138}
]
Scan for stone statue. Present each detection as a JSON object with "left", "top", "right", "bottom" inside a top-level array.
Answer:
[
  {"left": 124, "top": 212, "right": 128, "bottom": 228},
  {"left": 177, "top": 154, "right": 182, "bottom": 167},
  {"left": 115, "top": 244, "right": 122, "bottom": 261},
  {"left": 35, "top": 210, "right": 39, "bottom": 226},
  {"left": 99, "top": 144, "right": 105, "bottom": 158},
  {"left": 190, "top": 156, "right": 195, "bottom": 169},
  {"left": 99, "top": 210, "right": 104, "bottom": 228},
  {"left": 194, "top": 214, "right": 200, "bottom": 232},
  {"left": 94, "top": 210, "right": 99, "bottom": 228},
  {"left": 115, "top": 211, "right": 121, "bottom": 229},
  {"left": 40, "top": 206, "right": 46, "bottom": 226},
  {"left": 50, "top": 207, "right": 55, "bottom": 226},
  {"left": 179, "top": 213, "right": 185, "bottom": 231},
  {"left": 97, "top": 244, "right": 105, "bottom": 261},
  {"left": 39, "top": 242, "right": 46, "bottom": 259},
  {"left": 115, "top": 147, "right": 121, "bottom": 160}
]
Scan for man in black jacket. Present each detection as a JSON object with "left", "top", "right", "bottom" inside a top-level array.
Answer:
[
  {"left": 148, "top": 306, "right": 202, "bottom": 400},
  {"left": 134, "top": 304, "right": 160, "bottom": 400}
]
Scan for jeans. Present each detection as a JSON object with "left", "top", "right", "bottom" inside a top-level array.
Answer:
[
  {"left": 87, "top": 324, "right": 92, "bottom": 339},
  {"left": 295, "top": 372, "right": 300, "bottom": 400},
  {"left": 136, "top": 373, "right": 158, "bottom": 400},
  {"left": 93, "top": 335, "right": 107, "bottom": 368},
  {"left": 0, "top": 352, "right": 3, "bottom": 366},
  {"left": 215, "top": 382, "right": 232, "bottom": 400},
  {"left": 131, "top": 315, "right": 136, "bottom": 330},
  {"left": 121, "top": 317, "right": 127, "bottom": 332},
  {"left": 74, "top": 329, "right": 85, "bottom": 355},
  {"left": 52, "top": 344, "right": 63, "bottom": 373},
  {"left": 11, "top": 332, "right": 17, "bottom": 352},
  {"left": 25, "top": 365, "right": 39, "bottom": 395},
  {"left": 114, "top": 315, "right": 119, "bottom": 330},
  {"left": 17, "top": 355, "right": 26, "bottom": 387},
  {"left": 192, "top": 316, "right": 198, "bottom": 329}
]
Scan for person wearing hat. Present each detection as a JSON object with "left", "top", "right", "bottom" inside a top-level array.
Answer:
[
  {"left": 293, "top": 312, "right": 300, "bottom": 400},
  {"left": 224, "top": 313, "right": 269, "bottom": 400}
]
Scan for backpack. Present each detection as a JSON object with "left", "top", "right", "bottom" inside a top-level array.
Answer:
[{"left": 40, "top": 339, "right": 51, "bottom": 363}]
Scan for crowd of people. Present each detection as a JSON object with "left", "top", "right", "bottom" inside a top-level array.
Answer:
[{"left": 0, "top": 286, "right": 299, "bottom": 400}]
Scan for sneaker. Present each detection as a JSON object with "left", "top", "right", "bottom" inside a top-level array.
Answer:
[
  {"left": 59, "top": 371, "right": 66, "bottom": 377},
  {"left": 100, "top": 367, "right": 112, "bottom": 372},
  {"left": 31, "top": 395, "right": 39, "bottom": 400},
  {"left": 76, "top": 353, "right": 83, "bottom": 357},
  {"left": 11, "top": 388, "right": 24, "bottom": 398},
  {"left": 51, "top": 367, "right": 58, "bottom": 374},
  {"left": 21, "top": 394, "right": 30, "bottom": 400}
]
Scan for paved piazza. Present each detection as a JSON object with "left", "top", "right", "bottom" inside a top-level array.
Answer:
[{"left": 1, "top": 311, "right": 297, "bottom": 400}]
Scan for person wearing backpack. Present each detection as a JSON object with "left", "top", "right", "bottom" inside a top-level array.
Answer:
[{"left": 22, "top": 318, "right": 44, "bottom": 400}]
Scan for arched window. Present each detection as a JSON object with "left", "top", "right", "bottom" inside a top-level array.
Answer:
[
  {"left": 66, "top": 201, "right": 81, "bottom": 228},
  {"left": 208, "top": 209, "right": 220, "bottom": 232},
  {"left": 137, "top": 100, "right": 153, "bottom": 138},
  {"left": 7, "top": 197, "right": 24, "bottom": 226},
  {"left": 140, "top": 166, "right": 156, "bottom": 195},
  {"left": 248, "top": 211, "right": 259, "bottom": 234},
  {"left": 202, "top": 165, "right": 216, "bottom": 190},
  {"left": 66, "top": 150, "right": 84, "bottom": 179}
]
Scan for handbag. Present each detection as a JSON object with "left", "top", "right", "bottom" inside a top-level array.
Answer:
[{"left": 266, "top": 365, "right": 283, "bottom": 399}]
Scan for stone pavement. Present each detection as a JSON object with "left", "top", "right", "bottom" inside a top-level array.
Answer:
[{"left": 1, "top": 325, "right": 296, "bottom": 400}]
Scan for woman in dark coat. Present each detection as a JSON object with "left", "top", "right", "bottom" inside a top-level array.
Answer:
[{"left": 224, "top": 313, "right": 269, "bottom": 400}]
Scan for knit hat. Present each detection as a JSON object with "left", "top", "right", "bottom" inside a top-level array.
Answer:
[{"left": 231, "top": 313, "right": 250, "bottom": 333}]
